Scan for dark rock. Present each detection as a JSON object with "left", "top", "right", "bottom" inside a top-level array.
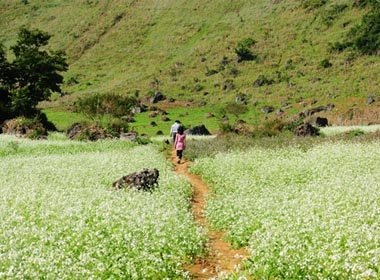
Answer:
[
  {"left": 262, "top": 106, "right": 275, "bottom": 114},
  {"left": 2, "top": 118, "right": 47, "bottom": 138},
  {"left": 185, "top": 125, "right": 211, "bottom": 135},
  {"left": 309, "top": 117, "right": 328, "bottom": 127},
  {"left": 294, "top": 123, "right": 320, "bottom": 137},
  {"left": 112, "top": 168, "right": 159, "bottom": 191},
  {"left": 151, "top": 91, "right": 166, "bottom": 103},
  {"left": 66, "top": 123, "right": 114, "bottom": 141},
  {"left": 367, "top": 95, "right": 376, "bottom": 105}
]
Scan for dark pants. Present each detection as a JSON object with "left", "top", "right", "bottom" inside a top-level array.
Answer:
[{"left": 176, "top": 150, "right": 183, "bottom": 159}]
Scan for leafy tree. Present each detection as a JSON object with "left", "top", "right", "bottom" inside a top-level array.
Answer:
[
  {"left": 333, "top": 1, "right": 380, "bottom": 55},
  {"left": 0, "top": 45, "right": 13, "bottom": 120},
  {"left": 348, "top": 2, "right": 380, "bottom": 55},
  {"left": 75, "top": 92, "right": 139, "bottom": 121},
  {"left": 0, "top": 27, "right": 68, "bottom": 119}
]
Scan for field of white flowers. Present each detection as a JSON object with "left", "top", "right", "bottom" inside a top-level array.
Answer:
[
  {"left": 0, "top": 134, "right": 205, "bottom": 279},
  {"left": 2, "top": 131, "right": 380, "bottom": 279},
  {"left": 191, "top": 139, "right": 380, "bottom": 279}
]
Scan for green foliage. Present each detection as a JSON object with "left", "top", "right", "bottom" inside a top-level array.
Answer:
[
  {"left": 135, "top": 136, "right": 152, "bottom": 145},
  {"left": 283, "top": 118, "right": 304, "bottom": 132},
  {"left": 320, "top": 58, "right": 332, "bottom": 68},
  {"left": 234, "top": 37, "right": 257, "bottom": 62},
  {"left": 102, "top": 118, "right": 129, "bottom": 137},
  {"left": 348, "top": 3, "right": 380, "bottom": 55},
  {"left": 328, "top": 41, "right": 353, "bottom": 53},
  {"left": 253, "top": 118, "right": 286, "bottom": 137},
  {"left": 301, "top": 0, "right": 327, "bottom": 11},
  {"left": 345, "top": 129, "right": 365, "bottom": 138},
  {"left": 74, "top": 93, "right": 138, "bottom": 121},
  {"left": 0, "top": 27, "right": 68, "bottom": 119},
  {"left": 321, "top": 4, "right": 348, "bottom": 27},
  {"left": 218, "top": 121, "right": 234, "bottom": 134},
  {"left": 1, "top": 1, "right": 379, "bottom": 135},
  {"left": 353, "top": 0, "right": 377, "bottom": 8},
  {"left": 224, "top": 103, "right": 248, "bottom": 118}
]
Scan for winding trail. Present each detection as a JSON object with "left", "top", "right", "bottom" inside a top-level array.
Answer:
[{"left": 169, "top": 150, "right": 250, "bottom": 279}]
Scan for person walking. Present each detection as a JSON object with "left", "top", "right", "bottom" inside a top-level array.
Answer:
[
  {"left": 170, "top": 120, "right": 181, "bottom": 144},
  {"left": 174, "top": 125, "right": 186, "bottom": 164}
]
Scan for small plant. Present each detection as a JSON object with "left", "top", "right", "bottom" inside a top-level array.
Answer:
[
  {"left": 234, "top": 37, "right": 257, "bottom": 62},
  {"left": 219, "top": 121, "right": 233, "bottom": 133},
  {"left": 253, "top": 118, "right": 286, "bottom": 137},
  {"left": 320, "top": 58, "right": 332, "bottom": 68},
  {"left": 224, "top": 103, "right": 248, "bottom": 119},
  {"left": 103, "top": 118, "right": 129, "bottom": 137},
  {"left": 345, "top": 129, "right": 365, "bottom": 138}
]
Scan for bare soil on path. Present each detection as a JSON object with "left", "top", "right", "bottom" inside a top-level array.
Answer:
[{"left": 169, "top": 150, "right": 250, "bottom": 279}]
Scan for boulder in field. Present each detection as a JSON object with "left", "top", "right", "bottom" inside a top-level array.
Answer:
[{"left": 112, "top": 168, "right": 159, "bottom": 192}]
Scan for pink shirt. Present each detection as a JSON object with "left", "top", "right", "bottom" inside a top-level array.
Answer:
[{"left": 174, "top": 134, "right": 186, "bottom": 150}]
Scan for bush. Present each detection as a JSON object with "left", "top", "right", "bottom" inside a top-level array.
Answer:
[
  {"left": 235, "top": 37, "right": 257, "bottom": 62},
  {"left": 348, "top": 7, "right": 380, "bottom": 55},
  {"left": 102, "top": 118, "right": 129, "bottom": 137},
  {"left": 320, "top": 58, "right": 332, "bottom": 68},
  {"left": 218, "top": 121, "right": 234, "bottom": 133},
  {"left": 253, "top": 118, "right": 286, "bottom": 137},
  {"left": 75, "top": 93, "right": 139, "bottom": 120}
]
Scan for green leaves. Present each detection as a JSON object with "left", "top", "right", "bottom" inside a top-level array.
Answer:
[
  {"left": 0, "top": 27, "right": 68, "bottom": 118},
  {"left": 234, "top": 37, "right": 257, "bottom": 62}
]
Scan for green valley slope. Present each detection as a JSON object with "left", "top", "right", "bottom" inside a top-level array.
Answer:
[{"left": 1, "top": 0, "right": 379, "bottom": 133}]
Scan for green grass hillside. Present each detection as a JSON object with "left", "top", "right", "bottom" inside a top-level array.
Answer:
[{"left": 1, "top": 0, "right": 379, "bottom": 135}]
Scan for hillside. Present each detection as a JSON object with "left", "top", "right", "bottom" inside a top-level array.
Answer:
[{"left": 1, "top": 0, "right": 379, "bottom": 134}]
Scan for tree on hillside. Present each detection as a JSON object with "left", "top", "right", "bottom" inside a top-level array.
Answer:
[
  {"left": 0, "top": 45, "right": 13, "bottom": 118},
  {"left": 0, "top": 27, "right": 68, "bottom": 121},
  {"left": 348, "top": 1, "right": 380, "bottom": 55},
  {"left": 75, "top": 92, "right": 139, "bottom": 121},
  {"left": 235, "top": 37, "right": 257, "bottom": 62},
  {"left": 332, "top": 1, "right": 380, "bottom": 55}
]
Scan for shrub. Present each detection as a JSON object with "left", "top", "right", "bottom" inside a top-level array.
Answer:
[
  {"left": 103, "top": 118, "right": 129, "bottom": 137},
  {"left": 253, "top": 118, "right": 286, "bottom": 137},
  {"left": 224, "top": 103, "right": 248, "bottom": 118},
  {"left": 301, "top": 0, "right": 327, "bottom": 11},
  {"left": 75, "top": 93, "right": 139, "bottom": 121},
  {"left": 348, "top": 7, "right": 380, "bottom": 55},
  {"left": 320, "top": 58, "right": 332, "bottom": 68},
  {"left": 218, "top": 121, "right": 233, "bottom": 133},
  {"left": 234, "top": 37, "right": 257, "bottom": 62}
]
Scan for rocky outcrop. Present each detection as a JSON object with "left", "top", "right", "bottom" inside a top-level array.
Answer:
[
  {"left": 112, "top": 168, "right": 159, "bottom": 191},
  {"left": 185, "top": 125, "right": 211, "bottom": 135},
  {"left": 66, "top": 123, "right": 115, "bottom": 141},
  {"left": 294, "top": 123, "right": 320, "bottom": 137}
]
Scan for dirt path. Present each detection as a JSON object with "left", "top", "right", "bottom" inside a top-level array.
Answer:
[{"left": 169, "top": 150, "right": 249, "bottom": 279}]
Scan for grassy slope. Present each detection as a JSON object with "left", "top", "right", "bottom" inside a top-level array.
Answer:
[{"left": 1, "top": 0, "right": 379, "bottom": 134}]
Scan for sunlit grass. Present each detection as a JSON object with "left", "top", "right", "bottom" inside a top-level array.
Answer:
[
  {"left": 0, "top": 135, "right": 205, "bottom": 279},
  {"left": 320, "top": 125, "right": 380, "bottom": 136},
  {"left": 191, "top": 140, "right": 380, "bottom": 279}
]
